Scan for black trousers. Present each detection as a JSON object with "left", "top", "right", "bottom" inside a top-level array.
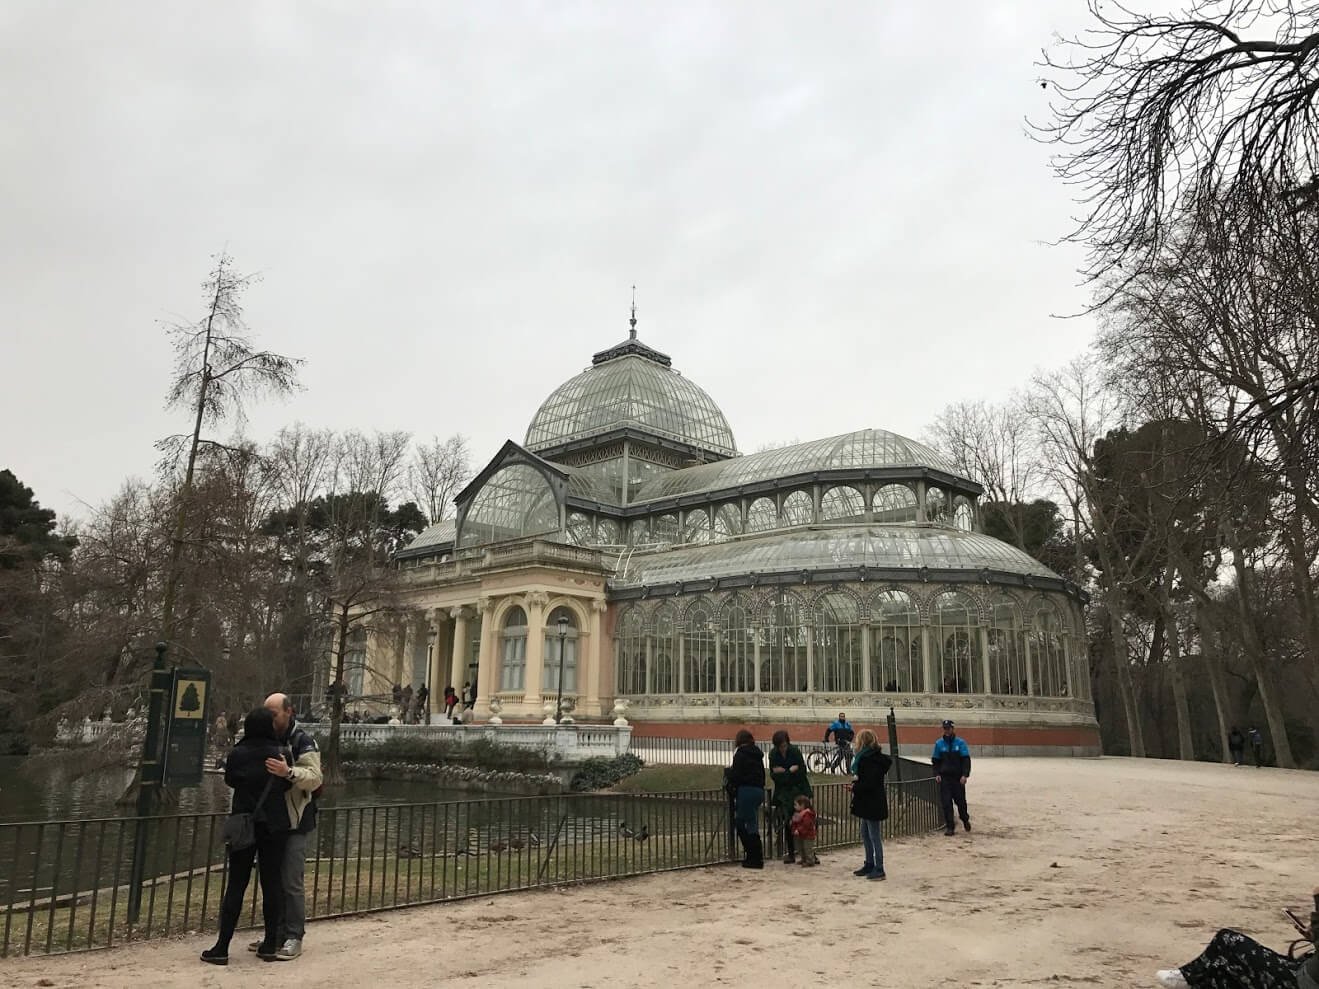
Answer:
[
  {"left": 215, "top": 828, "right": 288, "bottom": 954},
  {"left": 1229, "top": 746, "right": 1244, "bottom": 765},
  {"left": 938, "top": 776, "right": 969, "bottom": 829}
]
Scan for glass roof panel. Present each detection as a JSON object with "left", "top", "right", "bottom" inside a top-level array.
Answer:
[
  {"left": 632, "top": 429, "right": 966, "bottom": 502},
  {"left": 525, "top": 352, "right": 737, "bottom": 456},
  {"left": 611, "top": 525, "right": 1059, "bottom": 587}
]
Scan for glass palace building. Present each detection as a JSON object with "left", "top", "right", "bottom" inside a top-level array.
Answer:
[{"left": 377, "top": 321, "right": 1099, "bottom": 753}]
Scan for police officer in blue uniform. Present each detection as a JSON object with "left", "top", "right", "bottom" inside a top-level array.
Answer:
[{"left": 931, "top": 718, "right": 971, "bottom": 836}]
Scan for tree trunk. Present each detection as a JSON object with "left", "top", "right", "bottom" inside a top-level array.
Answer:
[
  {"left": 1108, "top": 605, "right": 1146, "bottom": 758},
  {"left": 1228, "top": 532, "right": 1296, "bottom": 769},
  {"left": 160, "top": 286, "right": 222, "bottom": 644},
  {"left": 1195, "top": 604, "right": 1232, "bottom": 764},
  {"left": 1160, "top": 573, "right": 1195, "bottom": 761},
  {"left": 324, "top": 602, "right": 349, "bottom": 785}
]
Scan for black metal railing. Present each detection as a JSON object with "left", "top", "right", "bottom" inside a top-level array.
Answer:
[{"left": 0, "top": 778, "right": 940, "bottom": 957}]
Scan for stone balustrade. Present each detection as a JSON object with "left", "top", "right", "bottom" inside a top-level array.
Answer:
[{"left": 313, "top": 722, "right": 633, "bottom": 763}]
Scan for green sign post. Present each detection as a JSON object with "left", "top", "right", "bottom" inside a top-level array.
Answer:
[{"left": 162, "top": 667, "right": 212, "bottom": 787}]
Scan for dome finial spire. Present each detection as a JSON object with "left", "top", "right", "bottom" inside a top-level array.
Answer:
[{"left": 629, "top": 285, "right": 638, "bottom": 340}]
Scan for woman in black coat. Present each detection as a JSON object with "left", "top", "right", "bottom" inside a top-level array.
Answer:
[
  {"left": 849, "top": 728, "right": 892, "bottom": 880},
  {"left": 724, "top": 729, "right": 766, "bottom": 869},
  {"left": 202, "top": 707, "right": 292, "bottom": 965}
]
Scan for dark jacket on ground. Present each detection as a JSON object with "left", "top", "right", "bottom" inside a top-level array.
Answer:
[
  {"left": 850, "top": 746, "right": 892, "bottom": 822},
  {"left": 224, "top": 735, "right": 292, "bottom": 827},
  {"left": 726, "top": 744, "right": 766, "bottom": 791},
  {"left": 768, "top": 744, "right": 811, "bottom": 810},
  {"left": 932, "top": 735, "right": 972, "bottom": 778}
]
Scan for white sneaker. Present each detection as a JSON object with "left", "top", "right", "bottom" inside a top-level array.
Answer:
[
  {"left": 275, "top": 938, "right": 302, "bottom": 960},
  {"left": 1155, "top": 970, "right": 1188, "bottom": 988}
]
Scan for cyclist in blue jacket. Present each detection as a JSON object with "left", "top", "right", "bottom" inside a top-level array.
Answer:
[{"left": 931, "top": 719, "right": 972, "bottom": 836}]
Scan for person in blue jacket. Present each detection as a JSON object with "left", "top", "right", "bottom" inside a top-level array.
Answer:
[{"left": 931, "top": 719, "right": 971, "bottom": 836}]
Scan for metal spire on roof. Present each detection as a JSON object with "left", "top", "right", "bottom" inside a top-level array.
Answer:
[{"left": 629, "top": 285, "right": 638, "bottom": 340}]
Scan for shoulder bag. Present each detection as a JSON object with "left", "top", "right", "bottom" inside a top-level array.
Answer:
[{"left": 222, "top": 775, "right": 276, "bottom": 851}]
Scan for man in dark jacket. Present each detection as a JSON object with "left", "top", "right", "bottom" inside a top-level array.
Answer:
[
  {"left": 931, "top": 718, "right": 972, "bottom": 836},
  {"left": 1227, "top": 726, "right": 1245, "bottom": 766}
]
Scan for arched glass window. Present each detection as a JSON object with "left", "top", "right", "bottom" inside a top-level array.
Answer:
[
  {"left": 628, "top": 519, "right": 650, "bottom": 545},
  {"left": 615, "top": 608, "right": 646, "bottom": 695},
  {"left": 953, "top": 496, "right": 975, "bottom": 532},
  {"left": 820, "top": 486, "right": 865, "bottom": 523},
  {"left": 651, "top": 602, "right": 679, "bottom": 694},
  {"left": 684, "top": 599, "right": 717, "bottom": 693},
  {"left": 761, "top": 591, "right": 809, "bottom": 693},
  {"left": 746, "top": 497, "right": 777, "bottom": 533},
  {"left": 988, "top": 597, "right": 1026, "bottom": 696},
  {"left": 1033, "top": 604, "right": 1066, "bottom": 697},
  {"left": 596, "top": 518, "right": 622, "bottom": 545},
  {"left": 932, "top": 591, "right": 981, "bottom": 693},
  {"left": 871, "top": 589, "right": 921, "bottom": 692},
  {"left": 780, "top": 490, "right": 814, "bottom": 527},
  {"left": 873, "top": 484, "right": 919, "bottom": 523},
  {"left": 720, "top": 597, "right": 754, "bottom": 693},
  {"left": 566, "top": 512, "right": 593, "bottom": 546},
  {"left": 500, "top": 606, "right": 528, "bottom": 692},
  {"left": 682, "top": 509, "right": 711, "bottom": 544},
  {"left": 814, "top": 593, "right": 861, "bottom": 692},
  {"left": 543, "top": 606, "right": 578, "bottom": 694},
  {"left": 651, "top": 514, "right": 679, "bottom": 545},
  {"left": 926, "top": 486, "right": 949, "bottom": 524},
  {"left": 712, "top": 504, "right": 742, "bottom": 542},
  {"left": 459, "top": 464, "right": 559, "bottom": 548}
]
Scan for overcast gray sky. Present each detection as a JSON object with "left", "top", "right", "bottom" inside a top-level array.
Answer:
[{"left": 2, "top": 2, "right": 1100, "bottom": 522}]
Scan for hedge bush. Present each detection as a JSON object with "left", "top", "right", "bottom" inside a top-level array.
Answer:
[
  {"left": 335, "top": 733, "right": 552, "bottom": 771},
  {"left": 568, "top": 753, "right": 645, "bottom": 791}
]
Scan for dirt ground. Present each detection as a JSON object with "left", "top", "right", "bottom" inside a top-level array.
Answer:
[{"left": 3, "top": 757, "right": 1317, "bottom": 989}]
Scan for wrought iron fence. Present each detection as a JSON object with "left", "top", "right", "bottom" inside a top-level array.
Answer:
[{"left": 0, "top": 777, "right": 940, "bottom": 957}]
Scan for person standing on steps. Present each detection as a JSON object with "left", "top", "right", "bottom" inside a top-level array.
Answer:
[
  {"left": 725, "top": 729, "right": 765, "bottom": 869},
  {"left": 251, "top": 693, "right": 322, "bottom": 962},
  {"left": 1227, "top": 726, "right": 1245, "bottom": 767},
  {"left": 932, "top": 719, "right": 972, "bottom": 836}
]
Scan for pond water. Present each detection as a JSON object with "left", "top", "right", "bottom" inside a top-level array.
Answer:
[{"left": 0, "top": 756, "right": 481, "bottom": 825}]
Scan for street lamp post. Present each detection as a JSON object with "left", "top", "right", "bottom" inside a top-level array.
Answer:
[{"left": 554, "top": 615, "right": 569, "bottom": 724}]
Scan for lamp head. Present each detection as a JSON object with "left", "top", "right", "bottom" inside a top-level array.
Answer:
[{"left": 557, "top": 615, "right": 569, "bottom": 637}]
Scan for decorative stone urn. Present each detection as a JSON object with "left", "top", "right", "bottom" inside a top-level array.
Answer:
[
  {"left": 559, "top": 697, "right": 576, "bottom": 726},
  {"left": 488, "top": 697, "right": 504, "bottom": 726},
  {"left": 542, "top": 701, "right": 557, "bottom": 726},
  {"left": 612, "top": 698, "right": 630, "bottom": 727}
]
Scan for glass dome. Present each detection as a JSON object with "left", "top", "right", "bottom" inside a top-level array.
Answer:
[{"left": 525, "top": 347, "right": 737, "bottom": 457}]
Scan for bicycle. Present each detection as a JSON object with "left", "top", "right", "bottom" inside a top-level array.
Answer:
[{"left": 808, "top": 742, "right": 854, "bottom": 775}]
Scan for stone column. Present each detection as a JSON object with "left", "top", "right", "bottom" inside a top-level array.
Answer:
[
  {"left": 713, "top": 633, "right": 723, "bottom": 696},
  {"left": 805, "top": 626, "right": 815, "bottom": 693},
  {"left": 586, "top": 597, "right": 607, "bottom": 714},
  {"left": 752, "top": 624, "right": 762, "bottom": 694},
  {"left": 915, "top": 479, "right": 928, "bottom": 523},
  {"left": 920, "top": 624, "right": 933, "bottom": 694},
  {"left": 398, "top": 618, "right": 413, "bottom": 688},
  {"left": 1024, "top": 629, "right": 1035, "bottom": 696},
  {"left": 860, "top": 623, "right": 872, "bottom": 693},
  {"left": 450, "top": 607, "right": 469, "bottom": 696},
  {"left": 645, "top": 635, "right": 654, "bottom": 695},
  {"left": 475, "top": 597, "right": 498, "bottom": 714},
  {"left": 979, "top": 624, "right": 992, "bottom": 695},
  {"left": 1062, "top": 633, "right": 1074, "bottom": 698},
  {"left": 523, "top": 591, "right": 548, "bottom": 705},
  {"left": 676, "top": 627, "right": 686, "bottom": 695},
  {"left": 427, "top": 609, "right": 445, "bottom": 714}
]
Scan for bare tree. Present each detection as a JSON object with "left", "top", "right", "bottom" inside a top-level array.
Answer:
[
  {"left": 1028, "top": 356, "right": 1152, "bottom": 757},
  {"left": 925, "top": 399, "right": 1042, "bottom": 549},
  {"left": 318, "top": 430, "right": 412, "bottom": 782},
  {"left": 1035, "top": 0, "right": 1319, "bottom": 283},
  {"left": 409, "top": 434, "right": 471, "bottom": 523},
  {"left": 158, "top": 253, "right": 301, "bottom": 645}
]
